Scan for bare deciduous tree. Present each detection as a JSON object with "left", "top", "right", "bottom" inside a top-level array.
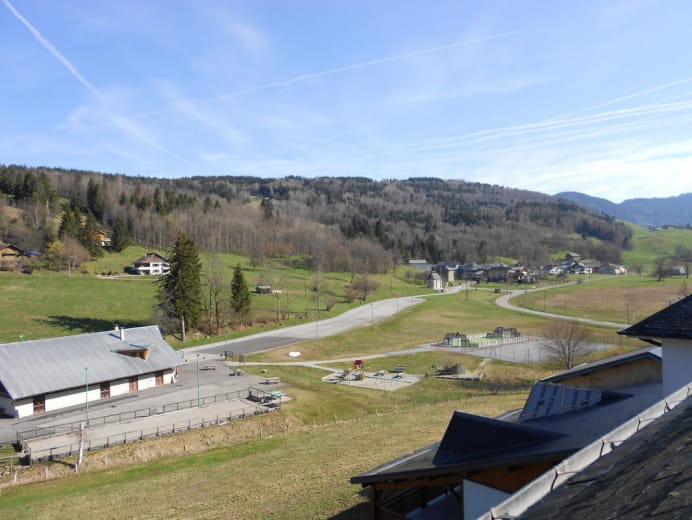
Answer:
[{"left": 540, "top": 320, "right": 593, "bottom": 369}]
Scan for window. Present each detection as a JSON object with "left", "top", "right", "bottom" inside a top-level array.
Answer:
[
  {"left": 33, "top": 395, "right": 45, "bottom": 414},
  {"left": 100, "top": 382, "right": 110, "bottom": 399}
]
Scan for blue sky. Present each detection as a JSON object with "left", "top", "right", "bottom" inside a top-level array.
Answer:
[{"left": 2, "top": 0, "right": 692, "bottom": 202}]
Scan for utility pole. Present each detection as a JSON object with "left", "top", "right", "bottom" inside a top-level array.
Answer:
[
  {"left": 196, "top": 354, "right": 201, "bottom": 407},
  {"left": 84, "top": 366, "right": 90, "bottom": 428}
]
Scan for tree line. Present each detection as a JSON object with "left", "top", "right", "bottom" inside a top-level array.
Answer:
[{"left": 0, "top": 164, "right": 633, "bottom": 274}]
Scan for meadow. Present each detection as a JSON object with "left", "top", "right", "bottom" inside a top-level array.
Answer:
[
  {"left": 0, "top": 233, "right": 689, "bottom": 519},
  {"left": 0, "top": 247, "right": 428, "bottom": 344}
]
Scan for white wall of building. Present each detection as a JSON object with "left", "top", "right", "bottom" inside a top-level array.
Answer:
[
  {"left": 164, "top": 368, "right": 176, "bottom": 384},
  {"left": 464, "top": 479, "right": 510, "bottom": 520},
  {"left": 46, "top": 386, "right": 99, "bottom": 414},
  {"left": 138, "top": 373, "right": 157, "bottom": 391},
  {"left": 663, "top": 339, "right": 692, "bottom": 395},
  {"left": 10, "top": 369, "right": 177, "bottom": 418},
  {"left": 14, "top": 398, "right": 33, "bottom": 419},
  {"left": 111, "top": 378, "right": 130, "bottom": 397}
]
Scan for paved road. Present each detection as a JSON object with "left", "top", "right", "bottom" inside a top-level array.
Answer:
[{"left": 184, "top": 293, "right": 437, "bottom": 356}]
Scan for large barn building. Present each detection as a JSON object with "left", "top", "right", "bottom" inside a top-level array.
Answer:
[{"left": 0, "top": 326, "right": 183, "bottom": 419}]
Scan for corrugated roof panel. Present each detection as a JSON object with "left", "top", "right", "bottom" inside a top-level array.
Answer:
[{"left": 0, "top": 326, "right": 184, "bottom": 400}]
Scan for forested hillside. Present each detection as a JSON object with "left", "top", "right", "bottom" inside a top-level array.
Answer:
[{"left": 0, "top": 164, "right": 632, "bottom": 271}]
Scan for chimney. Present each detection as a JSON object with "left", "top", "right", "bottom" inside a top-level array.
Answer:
[{"left": 115, "top": 325, "right": 125, "bottom": 341}]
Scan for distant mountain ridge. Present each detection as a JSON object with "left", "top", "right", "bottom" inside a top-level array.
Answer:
[{"left": 555, "top": 192, "right": 692, "bottom": 227}]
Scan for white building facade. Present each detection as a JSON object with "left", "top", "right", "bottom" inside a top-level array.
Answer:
[{"left": 0, "top": 326, "right": 183, "bottom": 419}]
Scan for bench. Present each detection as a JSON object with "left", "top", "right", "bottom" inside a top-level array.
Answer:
[
  {"left": 203, "top": 365, "right": 216, "bottom": 370},
  {"left": 265, "top": 377, "right": 280, "bottom": 384},
  {"left": 392, "top": 366, "right": 406, "bottom": 373}
]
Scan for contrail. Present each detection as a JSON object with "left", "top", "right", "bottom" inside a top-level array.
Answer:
[
  {"left": 264, "top": 30, "right": 522, "bottom": 88},
  {"left": 2, "top": 0, "right": 98, "bottom": 94},
  {"left": 3, "top": 0, "right": 184, "bottom": 161},
  {"left": 545, "top": 78, "right": 692, "bottom": 123},
  {"left": 128, "top": 30, "right": 521, "bottom": 121}
]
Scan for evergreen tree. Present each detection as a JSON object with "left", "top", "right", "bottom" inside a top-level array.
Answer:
[
  {"left": 111, "top": 217, "right": 130, "bottom": 252},
  {"left": 155, "top": 233, "right": 203, "bottom": 342},
  {"left": 81, "top": 211, "right": 103, "bottom": 258},
  {"left": 230, "top": 264, "right": 251, "bottom": 320},
  {"left": 58, "top": 205, "right": 81, "bottom": 240}
]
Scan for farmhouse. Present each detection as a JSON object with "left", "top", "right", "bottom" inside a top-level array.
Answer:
[
  {"left": 132, "top": 252, "right": 170, "bottom": 275},
  {"left": 0, "top": 326, "right": 184, "bottom": 419},
  {"left": 0, "top": 243, "right": 27, "bottom": 271}
]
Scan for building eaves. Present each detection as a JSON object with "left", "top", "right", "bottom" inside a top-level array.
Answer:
[
  {"left": 618, "top": 295, "right": 692, "bottom": 341},
  {"left": 540, "top": 346, "right": 662, "bottom": 383}
]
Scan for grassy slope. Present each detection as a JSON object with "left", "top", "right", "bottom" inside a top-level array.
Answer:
[
  {"left": 0, "top": 248, "right": 429, "bottom": 344},
  {"left": 0, "top": 394, "right": 529, "bottom": 520},
  {"left": 622, "top": 224, "right": 692, "bottom": 268},
  {"left": 514, "top": 274, "right": 690, "bottom": 325}
]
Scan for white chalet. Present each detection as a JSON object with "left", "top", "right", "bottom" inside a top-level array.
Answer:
[{"left": 133, "top": 252, "right": 170, "bottom": 275}]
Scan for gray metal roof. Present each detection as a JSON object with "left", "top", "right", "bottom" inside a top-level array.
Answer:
[{"left": 0, "top": 326, "right": 184, "bottom": 400}]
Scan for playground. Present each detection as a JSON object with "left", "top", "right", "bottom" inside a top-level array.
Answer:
[{"left": 320, "top": 360, "right": 425, "bottom": 391}]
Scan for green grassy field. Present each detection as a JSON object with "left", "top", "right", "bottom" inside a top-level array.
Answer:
[
  {"left": 622, "top": 224, "right": 692, "bottom": 269},
  {"left": 513, "top": 274, "right": 690, "bottom": 324},
  {"left": 0, "top": 248, "right": 429, "bottom": 344}
]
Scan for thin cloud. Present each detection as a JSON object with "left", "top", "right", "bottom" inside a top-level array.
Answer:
[
  {"left": 2, "top": 0, "right": 183, "bottom": 161},
  {"left": 545, "top": 78, "right": 692, "bottom": 123},
  {"left": 127, "top": 30, "right": 521, "bottom": 122}
]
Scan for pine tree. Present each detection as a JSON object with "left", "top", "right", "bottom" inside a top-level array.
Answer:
[
  {"left": 156, "top": 233, "right": 203, "bottom": 342},
  {"left": 58, "top": 205, "right": 81, "bottom": 240},
  {"left": 111, "top": 217, "right": 130, "bottom": 252},
  {"left": 81, "top": 211, "right": 103, "bottom": 258},
  {"left": 230, "top": 264, "right": 251, "bottom": 321}
]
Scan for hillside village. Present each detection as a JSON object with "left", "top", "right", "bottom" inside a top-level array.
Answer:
[{"left": 0, "top": 168, "right": 691, "bottom": 518}]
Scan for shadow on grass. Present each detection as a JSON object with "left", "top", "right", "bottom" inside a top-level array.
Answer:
[
  {"left": 39, "top": 316, "right": 150, "bottom": 334},
  {"left": 327, "top": 501, "right": 370, "bottom": 519}
]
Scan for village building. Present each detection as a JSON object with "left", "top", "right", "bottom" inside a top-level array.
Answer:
[
  {"left": 132, "top": 252, "right": 170, "bottom": 275},
  {"left": 0, "top": 243, "right": 28, "bottom": 271},
  {"left": 0, "top": 326, "right": 184, "bottom": 419},
  {"left": 407, "top": 259, "right": 432, "bottom": 271},
  {"left": 599, "top": 263, "right": 628, "bottom": 275},
  {"left": 427, "top": 271, "right": 443, "bottom": 291}
]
